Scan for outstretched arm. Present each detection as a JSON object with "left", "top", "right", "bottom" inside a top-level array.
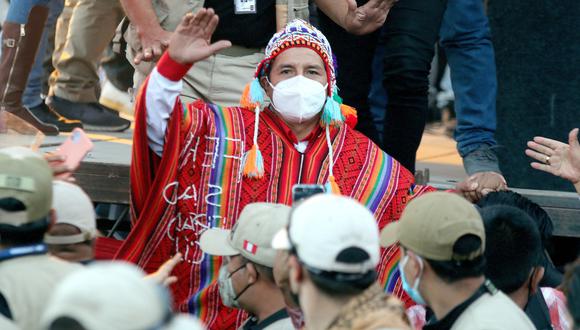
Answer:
[
  {"left": 315, "top": 0, "right": 397, "bottom": 35},
  {"left": 526, "top": 128, "right": 580, "bottom": 194},
  {"left": 142, "top": 9, "right": 231, "bottom": 155},
  {"left": 119, "top": 0, "right": 172, "bottom": 64}
]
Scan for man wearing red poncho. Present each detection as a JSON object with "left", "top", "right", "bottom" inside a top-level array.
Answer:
[{"left": 118, "top": 9, "right": 475, "bottom": 329}]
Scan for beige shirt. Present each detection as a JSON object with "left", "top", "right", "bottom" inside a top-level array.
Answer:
[
  {"left": 0, "top": 254, "right": 81, "bottom": 330},
  {"left": 238, "top": 309, "right": 295, "bottom": 330},
  {"left": 451, "top": 291, "right": 535, "bottom": 330},
  {"left": 0, "top": 315, "right": 19, "bottom": 330}
]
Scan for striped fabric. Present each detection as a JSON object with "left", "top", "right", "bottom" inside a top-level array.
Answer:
[{"left": 121, "top": 73, "right": 434, "bottom": 329}]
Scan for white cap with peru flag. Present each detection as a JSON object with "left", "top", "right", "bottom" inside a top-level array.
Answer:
[{"left": 199, "top": 202, "right": 291, "bottom": 267}]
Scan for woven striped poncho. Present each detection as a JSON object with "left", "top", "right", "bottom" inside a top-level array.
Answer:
[{"left": 117, "top": 55, "right": 434, "bottom": 329}]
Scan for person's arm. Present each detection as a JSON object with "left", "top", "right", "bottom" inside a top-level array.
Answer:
[
  {"left": 142, "top": 9, "right": 231, "bottom": 155},
  {"left": 526, "top": 128, "right": 580, "bottom": 194},
  {"left": 119, "top": 0, "right": 172, "bottom": 64},
  {"left": 315, "top": 0, "right": 397, "bottom": 35},
  {"left": 144, "top": 55, "right": 190, "bottom": 155}
]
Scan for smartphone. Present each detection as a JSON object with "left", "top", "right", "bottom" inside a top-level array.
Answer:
[
  {"left": 292, "top": 184, "right": 325, "bottom": 204},
  {"left": 53, "top": 128, "right": 93, "bottom": 178}
]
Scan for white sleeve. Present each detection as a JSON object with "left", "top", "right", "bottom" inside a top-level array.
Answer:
[{"left": 145, "top": 67, "right": 183, "bottom": 156}]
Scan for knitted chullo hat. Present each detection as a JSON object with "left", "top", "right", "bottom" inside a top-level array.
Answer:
[{"left": 240, "top": 19, "right": 357, "bottom": 194}]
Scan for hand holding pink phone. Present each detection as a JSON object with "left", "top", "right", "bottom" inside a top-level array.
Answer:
[{"left": 53, "top": 128, "right": 93, "bottom": 179}]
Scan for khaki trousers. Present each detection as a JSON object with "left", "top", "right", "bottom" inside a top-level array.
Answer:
[
  {"left": 130, "top": 46, "right": 263, "bottom": 107},
  {"left": 126, "top": 0, "right": 263, "bottom": 107},
  {"left": 49, "top": 0, "right": 124, "bottom": 103}
]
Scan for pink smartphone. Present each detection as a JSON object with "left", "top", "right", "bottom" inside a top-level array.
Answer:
[{"left": 53, "top": 128, "right": 93, "bottom": 177}]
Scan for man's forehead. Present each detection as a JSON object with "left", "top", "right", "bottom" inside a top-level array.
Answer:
[{"left": 271, "top": 48, "right": 325, "bottom": 68}]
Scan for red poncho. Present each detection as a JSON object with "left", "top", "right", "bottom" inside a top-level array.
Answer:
[{"left": 116, "top": 54, "right": 434, "bottom": 329}]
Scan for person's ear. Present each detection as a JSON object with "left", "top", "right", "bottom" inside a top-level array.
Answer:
[
  {"left": 406, "top": 250, "right": 422, "bottom": 281},
  {"left": 530, "top": 266, "right": 545, "bottom": 294},
  {"left": 245, "top": 262, "right": 258, "bottom": 285},
  {"left": 48, "top": 209, "right": 56, "bottom": 228},
  {"left": 288, "top": 255, "right": 303, "bottom": 294},
  {"left": 260, "top": 76, "right": 272, "bottom": 95}
]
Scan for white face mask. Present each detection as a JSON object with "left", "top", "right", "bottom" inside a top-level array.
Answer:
[{"left": 269, "top": 75, "right": 328, "bottom": 124}]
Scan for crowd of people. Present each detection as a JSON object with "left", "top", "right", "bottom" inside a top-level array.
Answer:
[{"left": 1, "top": 0, "right": 580, "bottom": 329}]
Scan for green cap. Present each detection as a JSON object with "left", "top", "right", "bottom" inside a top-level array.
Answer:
[
  {"left": 0, "top": 147, "right": 53, "bottom": 225},
  {"left": 380, "top": 192, "right": 485, "bottom": 261},
  {"left": 199, "top": 203, "right": 291, "bottom": 267}
]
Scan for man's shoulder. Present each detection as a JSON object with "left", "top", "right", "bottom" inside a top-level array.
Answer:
[
  {"left": 0, "top": 254, "right": 81, "bottom": 278},
  {"left": 453, "top": 291, "right": 535, "bottom": 330},
  {"left": 263, "top": 317, "right": 294, "bottom": 330}
]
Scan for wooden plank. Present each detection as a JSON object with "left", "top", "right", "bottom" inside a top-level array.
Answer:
[
  {"left": 75, "top": 162, "right": 130, "bottom": 204},
  {"left": 76, "top": 164, "right": 580, "bottom": 237},
  {"left": 545, "top": 207, "right": 580, "bottom": 237}
]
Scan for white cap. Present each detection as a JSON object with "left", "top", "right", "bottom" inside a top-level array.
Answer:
[
  {"left": 166, "top": 314, "right": 204, "bottom": 330},
  {"left": 272, "top": 195, "right": 380, "bottom": 274},
  {"left": 44, "top": 181, "right": 97, "bottom": 245},
  {"left": 41, "top": 262, "right": 179, "bottom": 330},
  {"left": 200, "top": 203, "right": 291, "bottom": 267}
]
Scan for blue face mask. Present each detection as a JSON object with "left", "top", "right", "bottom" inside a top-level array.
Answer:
[{"left": 399, "top": 254, "right": 427, "bottom": 305}]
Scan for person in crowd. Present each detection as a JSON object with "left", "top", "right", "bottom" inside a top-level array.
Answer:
[
  {"left": 406, "top": 203, "right": 569, "bottom": 329},
  {"left": 0, "top": 1, "right": 60, "bottom": 134},
  {"left": 316, "top": 0, "right": 446, "bottom": 175},
  {"left": 46, "top": 0, "right": 131, "bottom": 132},
  {"left": 439, "top": 0, "right": 504, "bottom": 188},
  {"left": 40, "top": 262, "right": 204, "bottom": 330},
  {"left": 370, "top": 0, "right": 506, "bottom": 195},
  {"left": 380, "top": 192, "right": 535, "bottom": 329},
  {"left": 526, "top": 128, "right": 580, "bottom": 194},
  {"left": 272, "top": 194, "right": 411, "bottom": 330},
  {"left": 46, "top": 180, "right": 182, "bottom": 286},
  {"left": 120, "top": 10, "right": 482, "bottom": 328},
  {"left": 478, "top": 190, "right": 562, "bottom": 287},
  {"left": 0, "top": 147, "right": 82, "bottom": 329},
  {"left": 562, "top": 259, "right": 580, "bottom": 329},
  {"left": 120, "top": 0, "right": 395, "bottom": 106},
  {"left": 44, "top": 180, "right": 97, "bottom": 264},
  {"left": 21, "top": 0, "right": 82, "bottom": 132},
  {"left": 200, "top": 202, "right": 293, "bottom": 330},
  {"left": 481, "top": 205, "right": 569, "bottom": 330}
]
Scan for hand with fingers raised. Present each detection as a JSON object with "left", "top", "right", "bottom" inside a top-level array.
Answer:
[
  {"left": 167, "top": 9, "right": 232, "bottom": 65},
  {"left": 526, "top": 128, "right": 580, "bottom": 192},
  {"left": 145, "top": 253, "right": 183, "bottom": 287},
  {"left": 343, "top": 0, "right": 398, "bottom": 35},
  {"left": 134, "top": 28, "right": 172, "bottom": 65}
]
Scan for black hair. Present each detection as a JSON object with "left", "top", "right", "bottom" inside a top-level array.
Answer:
[
  {"left": 562, "top": 260, "right": 580, "bottom": 329},
  {"left": 480, "top": 205, "right": 542, "bottom": 293},
  {"left": 0, "top": 197, "right": 50, "bottom": 246},
  {"left": 478, "top": 191, "right": 553, "bottom": 243},
  {"left": 304, "top": 246, "right": 377, "bottom": 296},
  {"left": 425, "top": 234, "right": 486, "bottom": 283},
  {"left": 308, "top": 268, "right": 377, "bottom": 297},
  {"left": 48, "top": 317, "right": 86, "bottom": 330},
  {"left": 0, "top": 220, "right": 50, "bottom": 246}
]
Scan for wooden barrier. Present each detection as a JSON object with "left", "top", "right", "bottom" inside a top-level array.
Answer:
[{"left": 76, "top": 163, "right": 580, "bottom": 237}]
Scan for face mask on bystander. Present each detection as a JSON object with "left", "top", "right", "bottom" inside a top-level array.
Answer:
[{"left": 399, "top": 254, "right": 427, "bottom": 305}]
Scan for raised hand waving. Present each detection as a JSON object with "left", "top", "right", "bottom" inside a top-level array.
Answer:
[{"left": 167, "top": 9, "right": 232, "bottom": 65}]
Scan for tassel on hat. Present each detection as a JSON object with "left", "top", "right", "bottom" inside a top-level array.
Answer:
[
  {"left": 240, "top": 78, "right": 266, "bottom": 180},
  {"left": 320, "top": 96, "right": 344, "bottom": 127},
  {"left": 243, "top": 143, "right": 264, "bottom": 179},
  {"left": 242, "top": 104, "right": 265, "bottom": 179},
  {"left": 240, "top": 78, "right": 265, "bottom": 108},
  {"left": 324, "top": 125, "right": 341, "bottom": 195},
  {"left": 340, "top": 104, "right": 358, "bottom": 129}
]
